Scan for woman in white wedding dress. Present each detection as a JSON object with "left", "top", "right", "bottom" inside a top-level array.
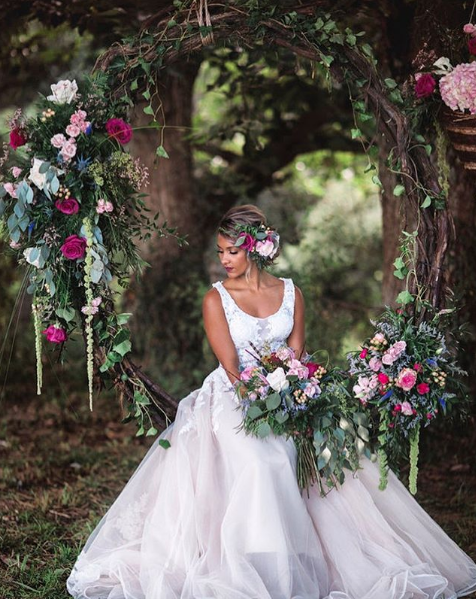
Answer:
[{"left": 67, "top": 205, "right": 476, "bottom": 599}]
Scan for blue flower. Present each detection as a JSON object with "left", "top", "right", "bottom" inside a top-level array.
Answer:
[
  {"left": 439, "top": 397, "right": 446, "bottom": 409},
  {"left": 85, "top": 123, "right": 93, "bottom": 135},
  {"left": 28, "top": 221, "right": 35, "bottom": 234},
  {"left": 76, "top": 155, "right": 92, "bottom": 171},
  {"left": 426, "top": 358, "right": 438, "bottom": 368}
]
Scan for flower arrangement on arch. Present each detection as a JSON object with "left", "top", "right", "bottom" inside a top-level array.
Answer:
[
  {"left": 236, "top": 344, "right": 371, "bottom": 495},
  {"left": 347, "top": 308, "right": 466, "bottom": 495},
  {"left": 0, "top": 74, "right": 170, "bottom": 432}
]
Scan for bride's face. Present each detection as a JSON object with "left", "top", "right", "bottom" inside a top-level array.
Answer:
[{"left": 216, "top": 234, "right": 249, "bottom": 278}]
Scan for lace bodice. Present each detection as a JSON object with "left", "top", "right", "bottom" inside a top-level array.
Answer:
[{"left": 212, "top": 278, "right": 295, "bottom": 368}]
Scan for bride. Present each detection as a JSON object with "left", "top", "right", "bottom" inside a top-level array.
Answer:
[{"left": 67, "top": 205, "right": 476, "bottom": 599}]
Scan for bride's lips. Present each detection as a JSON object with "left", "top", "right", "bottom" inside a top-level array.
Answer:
[{"left": 225, "top": 267, "right": 233, "bottom": 272}]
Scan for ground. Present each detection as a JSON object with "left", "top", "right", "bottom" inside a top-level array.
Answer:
[{"left": 0, "top": 391, "right": 475, "bottom": 599}]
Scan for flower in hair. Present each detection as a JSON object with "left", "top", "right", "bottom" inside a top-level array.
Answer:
[{"left": 233, "top": 223, "right": 280, "bottom": 268}]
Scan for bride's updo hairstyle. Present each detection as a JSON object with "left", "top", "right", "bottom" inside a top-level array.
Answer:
[{"left": 218, "top": 204, "right": 280, "bottom": 275}]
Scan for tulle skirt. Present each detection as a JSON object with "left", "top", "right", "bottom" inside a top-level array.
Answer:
[{"left": 67, "top": 367, "right": 476, "bottom": 599}]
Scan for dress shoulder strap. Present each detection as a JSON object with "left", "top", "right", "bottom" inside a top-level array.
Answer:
[
  {"left": 281, "top": 278, "right": 296, "bottom": 314},
  {"left": 211, "top": 281, "right": 236, "bottom": 322}
]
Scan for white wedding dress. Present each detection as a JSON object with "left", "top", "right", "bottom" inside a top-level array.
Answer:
[{"left": 67, "top": 278, "right": 476, "bottom": 599}]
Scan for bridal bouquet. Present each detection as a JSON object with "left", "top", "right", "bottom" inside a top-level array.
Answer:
[
  {"left": 348, "top": 308, "right": 466, "bottom": 494},
  {"left": 236, "top": 345, "right": 371, "bottom": 495}
]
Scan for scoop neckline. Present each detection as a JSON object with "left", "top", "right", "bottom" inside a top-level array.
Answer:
[{"left": 218, "top": 278, "right": 287, "bottom": 320}]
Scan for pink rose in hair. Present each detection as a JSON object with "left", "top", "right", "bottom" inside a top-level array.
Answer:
[
  {"left": 42, "top": 325, "right": 67, "bottom": 344},
  {"left": 395, "top": 367, "right": 417, "bottom": 391},
  {"left": 237, "top": 233, "right": 255, "bottom": 252},
  {"left": 55, "top": 198, "right": 79, "bottom": 215},
  {"left": 414, "top": 73, "right": 436, "bottom": 98},
  {"left": 255, "top": 239, "right": 275, "bottom": 258},
  {"left": 106, "top": 118, "right": 133, "bottom": 144},
  {"left": 60, "top": 235, "right": 86, "bottom": 260}
]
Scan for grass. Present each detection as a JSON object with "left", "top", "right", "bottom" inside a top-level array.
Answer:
[{"left": 0, "top": 389, "right": 475, "bottom": 598}]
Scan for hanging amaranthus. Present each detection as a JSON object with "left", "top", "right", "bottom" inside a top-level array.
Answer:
[
  {"left": 83, "top": 217, "right": 95, "bottom": 411},
  {"left": 409, "top": 424, "right": 420, "bottom": 495},
  {"left": 32, "top": 301, "right": 43, "bottom": 395}
]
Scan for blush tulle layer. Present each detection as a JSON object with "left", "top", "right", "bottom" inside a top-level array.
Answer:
[{"left": 67, "top": 367, "right": 476, "bottom": 599}]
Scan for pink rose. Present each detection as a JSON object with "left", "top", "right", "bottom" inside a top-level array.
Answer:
[
  {"left": 464, "top": 23, "right": 476, "bottom": 35},
  {"left": 414, "top": 73, "right": 436, "bottom": 98},
  {"left": 3, "top": 183, "right": 17, "bottom": 197},
  {"left": 70, "top": 109, "right": 87, "bottom": 124},
  {"left": 42, "top": 325, "right": 67, "bottom": 344},
  {"left": 369, "top": 357, "right": 382, "bottom": 372},
  {"left": 60, "top": 234, "right": 86, "bottom": 260},
  {"left": 96, "top": 198, "right": 114, "bottom": 214},
  {"left": 51, "top": 133, "right": 67, "bottom": 149},
  {"left": 61, "top": 139, "right": 77, "bottom": 160},
  {"left": 80, "top": 120, "right": 91, "bottom": 133},
  {"left": 359, "top": 348, "right": 368, "bottom": 359},
  {"left": 106, "top": 118, "right": 133, "bottom": 144},
  {"left": 66, "top": 124, "right": 81, "bottom": 138},
  {"left": 400, "top": 401, "right": 413, "bottom": 416},
  {"left": 255, "top": 239, "right": 275, "bottom": 258},
  {"left": 378, "top": 372, "right": 389, "bottom": 385},
  {"left": 396, "top": 368, "right": 417, "bottom": 391},
  {"left": 417, "top": 382, "right": 430, "bottom": 394},
  {"left": 287, "top": 359, "right": 309, "bottom": 380},
  {"left": 11, "top": 166, "right": 22, "bottom": 178},
  {"left": 55, "top": 198, "right": 79, "bottom": 215},
  {"left": 413, "top": 362, "right": 422, "bottom": 372},
  {"left": 240, "top": 365, "right": 256, "bottom": 382},
  {"left": 469, "top": 38, "right": 476, "bottom": 55},
  {"left": 9, "top": 128, "right": 27, "bottom": 150}
]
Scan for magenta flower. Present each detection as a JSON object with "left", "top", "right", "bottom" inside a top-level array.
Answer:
[
  {"left": 417, "top": 382, "right": 430, "bottom": 394},
  {"left": 106, "top": 118, "right": 133, "bottom": 144},
  {"left": 414, "top": 73, "right": 436, "bottom": 99},
  {"left": 60, "top": 235, "right": 87, "bottom": 260},
  {"left": 237, "top": 233, "right": 255, "bottom": 252},
  {"left": 42, "top": 325, "right": 67, "bottom": 343},
  {"left": 55, "top": 198, "right": 79, "bottom": 215},
  {"left": 9, "top": 128, "right": 27, "bottom": 150}
]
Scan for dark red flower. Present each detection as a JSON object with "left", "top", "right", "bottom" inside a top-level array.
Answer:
[
  {"left": 55, "top": 198, "right": 79, "bottom": 215},
  {"left": 469, "top": 38, "right": 476, "bottom": 55},
  {"left": 306, "top": 362, "right": 319, "bottom": 377},
  {"left": 414, "top": 73, "right": 436, "bottom": 98},
  {"left": 106, "top": 118, "right": 133, "bottom": 144},
  {"left": 9, "top": 128, "right": 27, "bottom": 150}
]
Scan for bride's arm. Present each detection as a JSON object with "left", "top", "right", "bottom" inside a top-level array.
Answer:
[
  {"left": 287, "top": 286, "right": 306, "bottom": 359},
  {"left": 203, "top": 288, "right": 241, "bottom": 386}
]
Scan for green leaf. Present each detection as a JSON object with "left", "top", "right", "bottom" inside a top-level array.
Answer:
[
  {"left": 421, "top": 195, "right": 432, "bottom": 209},
  {"left": 357, "top": 425, "right": 369, "bottom": 442},
  {"left": 424, "top": 144, "right": 432, "bottom": 156},
  {"left": 247, "top": 405, "right": 263, "bottom": 420},
  {"left": 266, "top": 392, "right": 281, "bottom": 411},
  {"left": 143, "top": 104, "right": 154, "bottom": 115},
  {"left": 56, "top": 306, "right": 75, "bottom": 322},
  {"left": 393, "top": 184, "right": 405, "bottom": 197},
  {"left": 396, "top": 290, "right": 415, "bottom": 305},
  {"left": 156, "top": 145, "right": 169, "bottom": 159},
  {"left": 116, "top": 313, "right": 133, "bottom": 325},
  {"left": 136, "top": 426, "right": 145, "bottom": 437},
  {"left": 393, "top": 256, "right": 405, "bottom": 269},
  {"left": 114, "top": 340, "right": 132, "bottom": 357},
  {"left": 257, "top": 422, "right": 271, "bottom": 438},
  {"left": 130, "top": 79, "right": 138, "bottom": 91},
  {"left": 393, "top": 269, "right": 406, "bottom": 280},
  {"left": 372, "top": 175, "right": 382, "bottom": 188},
  {"left": 146, "top": 426, "right": 158, "bottom": 437},
  {"left": 275, "top": 411, "right": 289, "bottom": 424},
  {"left": 351, "top": 128, "right": 362, "bottom": 140},
  {"left": 384, "top": 78, "right": 398, "bottom": 89},
  {"left": 39, "top": 161, "right": 50, "bottom": 174},
  {"left": 50, "top": 176, "right": 60, "bottom": 195},
  {"left": 142, "top": 89, "right": 151, "bottom": 101},
  {"left": 159, "top": 439, "right": 171, "bottom": 449}
]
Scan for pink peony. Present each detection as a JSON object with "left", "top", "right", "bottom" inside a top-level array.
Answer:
[
  {"left": 414, "top": 73, "right": 436, "bottom": 98},
  {"left": 469, "top": 38, "right": 476, "bottom": 55},
  {"left": 3, "top": 183, "right": 17, "bottom": 197},
  {"left": 55, "top": 198, "right": 79, "bottom": 215},
  {"left": 11, "top": 166, "right": 22, "bottom": 178},
  {"left": 60, "top": 235, "right": 86, "bottom": 260},
  {"left": 378, "top": 372, "right": 390, "bottom": 385},
  {"left": 417, "top": 382, "right": 430, "bottom": 394},
  {"left": 396, "top": 368, "right": 417, "bottom": 391},
  {"left": 9, "top": 128, "right": 27, "bottom": 150},
  {"left": 65, "top": 124, "right": 81, "bottom": 138},
  {"left": 106, "top": 118, "right": 133, "bottom": 144},
  {"left": 359, "top": 348, "right": 368, "bottom": 359},
  {"left": 42, "top": 325, "right": 67, "bottom": 343},
  {"left": 51, "top": 133, "right": 67, "bottom": 149},
  {"left": 275, "top": 346, "right": 295, "bottom": 362},
  {"left": 255, "top": 239, "right": 275, "bottom": 258},
  {"left": 400, "top": 401, "right": 413, "bottom": 416}
]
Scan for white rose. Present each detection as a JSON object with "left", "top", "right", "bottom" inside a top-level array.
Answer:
[
  {"left": 433, "top": 57, "right": 453, "bottom": 76},
  {"left": 266, "top": 367, "right": 289, "bottom": 392},
  {"left": 23, "top": 247, "right": 41, "bottom": 268},
  {"left": 47, "top": 79, "right": 78, "bottom": 104},
  {"left": 28, "top": 158, "right": 48, "bottom": 190}
]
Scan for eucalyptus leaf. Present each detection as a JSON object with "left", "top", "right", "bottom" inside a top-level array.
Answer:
[
  {"left": 247, "top": 405, "right": 263, "bottom": 420},
  {"left": 257, "top": 421, "right": 271, "bottom": 438},
  {"left": 56, "top": 306, "right": 76, "bottom": 322},
  {"left": 275, "top": 411, "right": 289, "bottom": 424},
  {"left": 39, "top": 161, "right": 50, "bottom": 174},
  {"left": 266, "top": 392, "right": 281, "bottom": 411}
]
